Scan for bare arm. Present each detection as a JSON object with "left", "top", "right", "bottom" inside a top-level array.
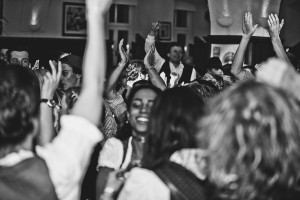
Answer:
[
  {"left": 38, "top": 60, "right": 61, "bottom": 145},
  {"left": 105, "top": 39, "right": 129, "bottom": 100},
  {"left": 71, "top": 0, "right": 112, "bottom": 125},
  {"left": 231, "top": 12, "right": 257, "bottom": 81},
  {"left": 145, "top": 22, "right": 165, "bottom": 72},
  {"left": 144, "top": 44, "right": 166, "bottom": 90},
  {"left": 267, "top": 14, "right": 291, "bottom": 65}
]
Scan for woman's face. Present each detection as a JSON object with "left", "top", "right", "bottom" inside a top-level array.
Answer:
[
  {"left": 211, "top": 68, "right": 224, "bottom": 76},
  {"left": 128, "top": 88, "right": 157, "bottom": 135}
]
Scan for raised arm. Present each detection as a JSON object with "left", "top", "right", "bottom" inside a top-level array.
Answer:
[
  {"left": 145, "top": 22, "right": 165, "bottom": 72},
  {"left": 71, "top": 0, "right": 112, "bottom": 125},
  {"left": 105, "top": 39, "right": 129, "bottom": 100},
  {"left": 144, "top": 44, "right": 167, "bottom": 90},
  {"left": 231, "top": 12, "right": 257, "bottom": 81},
  {"left": 267, "top": 14, "right": 291, "bottom": 65},
  {"left": 145, "top": 22, "right": 160, "bottom": 53},
  {"left": 38, "top": 60, "right": 61, "bottom": 145}
]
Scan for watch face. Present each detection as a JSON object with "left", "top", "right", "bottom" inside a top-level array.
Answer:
[{"left": 47, "top": 99, "right": 56, "bottom": 107}]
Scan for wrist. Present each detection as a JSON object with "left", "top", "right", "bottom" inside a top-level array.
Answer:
[
  {"left": 149, "top": 30, "right": 156, "bottom": 36},
  {"left": 242, "top": 34, "right": 252, "bottom": 40},
  {"left": 271, "top": 36, "right": 280, "bottom": 42},
  {"left": 118, "top": 62, "right": 127, "bottom": 67}
]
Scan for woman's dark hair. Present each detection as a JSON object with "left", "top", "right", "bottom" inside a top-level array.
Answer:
[
  {"left": 187, "top": 80, "right": 219, "bottom": 101},
  {"left": 117, "top": 83, "right": 161, "bottom": 140},
  {"left": 142, "top": 87, "right": 204, "bottom": 169},
  {"left": 0, "top": 64, "right": 40, "bottom": 151}
]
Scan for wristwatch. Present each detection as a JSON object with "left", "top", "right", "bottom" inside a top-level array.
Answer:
[{"left": 40, "top": 99, "right": 56, "bottom": 108}]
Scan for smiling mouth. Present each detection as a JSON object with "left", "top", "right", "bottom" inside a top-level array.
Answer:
[{"left": 136, "top": 117, "right": 149, "bottom": 123}]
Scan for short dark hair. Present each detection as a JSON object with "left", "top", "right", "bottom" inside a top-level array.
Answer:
[
  {"left": 142, "top": 87, "right": 204, "bottom": 168},
  {"left": 0, "top": 64, "right": 40, "bottom": 151},
  {"left": 59, "top": 54, "right": 83, "bottom": 75},
  {"left": 168, "top": 42, "right": 184, "bottom": 53},
  {"left": 6, "top": 46, "right": 30, "bottom": 62}
]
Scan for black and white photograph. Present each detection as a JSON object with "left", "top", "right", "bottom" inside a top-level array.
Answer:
[{"left": 0, "top": 0, "right": 300, "bottom": 200}]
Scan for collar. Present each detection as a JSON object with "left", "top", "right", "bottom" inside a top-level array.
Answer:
[{"left": 169, "top": 61, "right": 184, "bottom": 73}]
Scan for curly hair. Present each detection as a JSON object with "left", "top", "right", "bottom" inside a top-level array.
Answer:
[
  {"left": 143, "top": 87, "right": 204, "bottom": 169},
  {"left": 0, "top": 65, "right": 40, "bottom": 153},
  {"left": 198, "top": 80, "right": 300, "bottom": 200}
]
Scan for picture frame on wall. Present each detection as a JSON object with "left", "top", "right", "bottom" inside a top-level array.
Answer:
[
  {"left": 158, "top": 21, "right": 171, "bottom": 41},
  {"left": 62, "top": 2, "right": 87, "bottom": 36}
]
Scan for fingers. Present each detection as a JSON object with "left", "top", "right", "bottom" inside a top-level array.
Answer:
[
  {"left": 119, "top": 38, "right": 124, "bottom": 51},
  {"left": 49, "top": 60, "right": 57, "bottom": 79},
  {"left": 280, "top": 19, "right": 284, "bottom": 29},
  {"left": 268, "top": 13, "right": 281, "bottom": 26},
  {"left": 57, "top": 61, "right": 62, "bottom": 80},
  {"left": 32, "top": 60, "right": 39, "bottom": 70}
]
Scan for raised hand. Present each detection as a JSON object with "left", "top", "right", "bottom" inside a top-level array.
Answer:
[
  {"left": 242, "top": 12, "right": 258, "bottom": 38},
  {"left": 31, "top": 60, "right": 40, "bottom": 70},
  {"left": 268, "top": 13, "right": 284, "bottom": 39},
  {"left": 149, "top": 22, "right": 161, "bottom": 36},
  {"left": 41, "top": 60, "right": 62, "bottom": 99},
  {"left": 118, "top": 39, "right": 129, "bottom": 65}
]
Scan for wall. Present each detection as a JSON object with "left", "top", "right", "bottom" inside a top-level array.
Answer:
[
  {"left": 3, "top": 0, "right": 86, "bottom": 39},
  {"left": 193, "top": 0, "right": 210, "bottom": 40},
  {"left": 2, "top": 0, "right": 210, "bottom": 41},
  {"left": 280, "top": 0, "right": 300, "bottom": 47},
  {"left": 135, "top": 0, "right": 174, "bottom": 40},
  {"left": 208, "top": 0, "right": 281, "bottom": 63}
]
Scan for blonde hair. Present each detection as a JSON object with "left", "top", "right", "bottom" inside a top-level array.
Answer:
[{"left": 198, "top": 80, "right": 300, "bottom": 200}]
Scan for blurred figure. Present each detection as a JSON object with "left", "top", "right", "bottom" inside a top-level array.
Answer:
[
  {"left": 0, "top": 48, "right": 8, "bottom": 63},
  {"left": 198, "top": 80, "right": 300, "bottom": 200}
]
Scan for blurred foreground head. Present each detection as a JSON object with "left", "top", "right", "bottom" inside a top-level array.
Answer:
[
  {"left": 0, "top": 65, "right": 40, "bottom": 156},
  {"left": 198, "top": 80, "right": 300, "bottom": 200}
]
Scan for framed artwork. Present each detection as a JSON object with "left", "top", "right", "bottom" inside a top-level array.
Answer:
[
  {"left": 62, "top": 2, "right": 87, "bottom": 36},
  {"left": 158, "top": 21, "right": 171, "bottom": 41}
]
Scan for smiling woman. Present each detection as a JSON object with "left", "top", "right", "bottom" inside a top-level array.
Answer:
[{"left": 96, "top": 84, "right": 161, "bottom": 198}]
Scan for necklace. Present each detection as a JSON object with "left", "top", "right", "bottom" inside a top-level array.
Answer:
[{"left": 132, "top": 135, "right": 146, "bottom": 143}]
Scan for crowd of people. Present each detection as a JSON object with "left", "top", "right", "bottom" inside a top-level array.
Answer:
[{"left": 0, "top": 0, "right": 300, "bottom": 200}]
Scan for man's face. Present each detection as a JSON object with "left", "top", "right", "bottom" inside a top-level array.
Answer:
[
  {"left": 0, "top": 48, "right": 8, "bottom": 62},
  {"left": 10, "top": 51, "right": 29, "bottom": 68},
  {"left": 59, "top": 63, "right": 79, "bottom": 92},
  {"left": 168, "top": 46, "right": 184, "bottom": 65}
]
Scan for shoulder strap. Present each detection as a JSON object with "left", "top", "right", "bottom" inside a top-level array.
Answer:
[
  {"left": 155, "top": 168, "right": 189, "bottom": 200},
  {"left": 154, "top": 162, "right": 209, "bottom": 200}
]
